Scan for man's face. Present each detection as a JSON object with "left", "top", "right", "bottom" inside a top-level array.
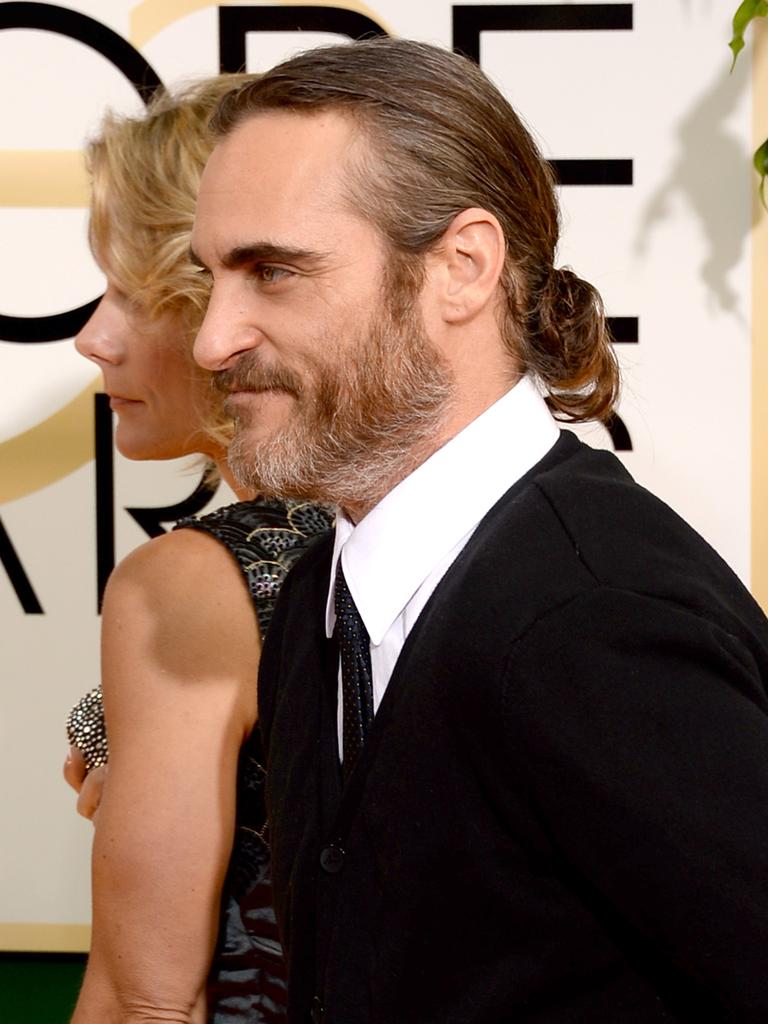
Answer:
[{"left": 192, "top": 110, "right": 453, "bottom": 514}]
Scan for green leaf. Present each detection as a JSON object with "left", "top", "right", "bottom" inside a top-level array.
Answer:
[
  {"left": 755, "top": 138, "right": 768, "bottom": 209},
  {"left": 729, "top": 0, "right": 768, "bottom": 70}
]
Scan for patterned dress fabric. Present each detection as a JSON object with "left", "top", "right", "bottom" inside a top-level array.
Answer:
[{"left": 66, "top": 497, "right": 334, "bottom": 1023}]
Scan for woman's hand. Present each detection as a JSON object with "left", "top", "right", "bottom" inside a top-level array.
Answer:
[
  {"left": 63, "top": 745, "right": 86, "bottom": 792},
  {"left": 64, "top": 748, "right": 107, "bottom": 821}
]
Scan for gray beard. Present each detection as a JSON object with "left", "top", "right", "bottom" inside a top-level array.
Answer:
[{"left": 226, "top": 312, "right": 454, "bottom": 513}]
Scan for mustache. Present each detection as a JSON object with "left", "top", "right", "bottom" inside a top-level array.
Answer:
[{"left": 212, "top": 354, "right": 303, "bottom": 399}]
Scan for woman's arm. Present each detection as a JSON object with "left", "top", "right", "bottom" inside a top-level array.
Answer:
[{"left": 71, "top": 527, "right": 260, "bottom": 1024}]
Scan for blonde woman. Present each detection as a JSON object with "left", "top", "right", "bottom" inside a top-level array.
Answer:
[{"left": 64, "top": 78, "right": 332, "bottom": 1023}]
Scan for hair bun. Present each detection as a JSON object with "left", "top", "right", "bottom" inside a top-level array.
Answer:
[{"left": 516, "top": 265, "right": 619, "bottom": 422}]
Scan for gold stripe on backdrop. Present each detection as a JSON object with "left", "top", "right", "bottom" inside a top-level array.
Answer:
[
  {"left": 0, "top": 923, "right": 90, "bottom": 953},
  {"left": 129, "top": 0, "right": 394, "bottom": 48},
  {"left": 0, "top": 151, "right": 89, "bottom": 207},
  {"left": 0, "top": 380, "right": 99, "bottom": 504},
  {"left": 753, "top": 18, "right": 768, "bottom": 612}
]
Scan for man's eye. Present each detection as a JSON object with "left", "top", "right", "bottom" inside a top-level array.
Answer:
[{"left": 256, "top": 265, "right": 291, "bottom": 284}]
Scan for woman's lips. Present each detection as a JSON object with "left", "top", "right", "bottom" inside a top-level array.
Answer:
[{"left": 108, "top": 394, "right": 142, "bottom": 409}]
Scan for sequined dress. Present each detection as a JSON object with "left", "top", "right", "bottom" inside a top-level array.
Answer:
[{"left": 67, "top": 498, "right": 334, "bottom": 1023}]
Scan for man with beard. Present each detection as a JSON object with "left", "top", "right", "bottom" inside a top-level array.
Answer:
[{"left": 191, "top": 38, "right": 768, "bottom": 1023}]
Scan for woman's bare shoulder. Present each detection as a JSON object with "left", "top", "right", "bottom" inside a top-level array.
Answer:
[
  {"left": 105, "top": 525, "right": 252, "bottom": 615},
  {"left": 102, "top": 525, "right": 260, "bottom": 694}
]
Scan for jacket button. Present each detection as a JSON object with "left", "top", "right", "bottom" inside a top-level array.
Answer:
[
  {"left": 319, "top": 844, "right": 345, "bottom": 873},
  {"left": 311, "top": 995, "right": 325, "bottom": 1022}
]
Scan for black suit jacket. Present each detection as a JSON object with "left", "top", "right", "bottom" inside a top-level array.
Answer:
[{"left": 259, "top": 432, "right": 768, "bottom": 1022}]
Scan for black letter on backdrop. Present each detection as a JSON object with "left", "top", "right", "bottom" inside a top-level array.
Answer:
[
  {"left": 219, "top": 5, "right": 388, "bottom": 72},
  {"left": 0, "top": 3, "right": 164, "bottom": 344},
  {"left": 605, "top": 413, "right": 632, "bottom": 451},
  {"left": 452, "top": 4, "right": 633, "bottom": 186},
  {"left": 94, "top": 394, "right": 114, "bottom": 613},
  {"left": 0, "top": 516, "right": 43, "bottom": 613},
  {"left": 605, "top": 316, "right": 637, "bottom": 450}
]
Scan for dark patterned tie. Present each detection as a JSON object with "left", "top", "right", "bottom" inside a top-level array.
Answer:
[{"left": 334, "top": 562, "right": 374, "bottom": 780}]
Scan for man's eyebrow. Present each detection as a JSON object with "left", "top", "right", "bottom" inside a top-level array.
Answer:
[{"left": 221, "top": 242, "right": 330, "bottom": 270}]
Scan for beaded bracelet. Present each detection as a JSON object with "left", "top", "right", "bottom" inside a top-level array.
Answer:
[{"left": 66, "top": 687, "right": 109, "bottom": 772}]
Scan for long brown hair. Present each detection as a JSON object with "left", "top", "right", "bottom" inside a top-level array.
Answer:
[{"left": 211, "top": 38, "right": 619, "bottom": 422}]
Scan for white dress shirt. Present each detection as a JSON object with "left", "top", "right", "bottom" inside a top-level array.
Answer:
[{"left": 325, "top": 375, "right": 560, "bottom": 753}]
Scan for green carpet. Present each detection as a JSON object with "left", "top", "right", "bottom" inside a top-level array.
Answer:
[{"left": 0, "top": 954, "right": 86, "bottom": 1024}]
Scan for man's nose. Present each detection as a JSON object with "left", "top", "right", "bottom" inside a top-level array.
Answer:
[{"left": 193, "top": 289, "right": 261, "bottom": 371}]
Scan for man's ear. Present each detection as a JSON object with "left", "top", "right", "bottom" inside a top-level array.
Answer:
[{"left": 433, "top": 208, "right": 506, "bottom": 324}]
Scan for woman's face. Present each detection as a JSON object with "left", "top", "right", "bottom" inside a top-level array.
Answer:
[{"left": 76, "top": 275, "right": 221, "bottom": 462}]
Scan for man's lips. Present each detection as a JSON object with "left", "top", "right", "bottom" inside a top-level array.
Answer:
[
  {"left": 224, "top": 387, "right": 296, "bottom": 423},
  {"left": 213, "top": 361, "right": 303, "bottom": 402},
  {"left": 227, "top": 386, "right": 290, "bottom": 401}
]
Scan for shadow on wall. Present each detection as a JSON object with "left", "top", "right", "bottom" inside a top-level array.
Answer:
[{"left": 634, "top": 45, "right": 752, "bottom": 317}]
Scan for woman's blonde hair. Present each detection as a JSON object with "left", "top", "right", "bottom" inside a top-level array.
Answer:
[{"left": 87, "top": 74, "right": 254, "bottom": 439}]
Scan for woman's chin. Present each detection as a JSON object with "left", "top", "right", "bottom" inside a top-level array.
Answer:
[
  {"left": 115, "top": 438, "right": 162, "bottom": 461},
  {"left": 115, "top": 426, "right": 210, "bottom": 463},
  {"left": 115, "top": 426, "right": 175, "bottom": 462}
]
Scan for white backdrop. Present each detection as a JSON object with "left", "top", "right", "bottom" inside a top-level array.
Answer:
[{"left": 0, "top": 0, "right": 760, "bottom": 949}]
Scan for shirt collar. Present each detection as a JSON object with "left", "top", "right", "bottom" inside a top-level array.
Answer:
[{"left": 325, "top": 376, "right": 559, "bottom": 643}]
